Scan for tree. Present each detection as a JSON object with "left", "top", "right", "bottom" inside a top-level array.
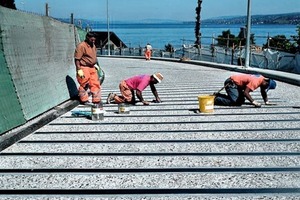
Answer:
[
  {"left": 165, "top": 43, "right": 174, "bottom": 53},
  {"left": 291, "top": 25, "right": 300, "bottom": 53},
  {"left": 263, "top": 35, "right": 293, "bottom": 53},
  {"left": 165, "top": 43, "right": 175, "bottom": 58},
  {"left": 262, "top": 26, "right": 299, "bottom": 54},
  {"left": 216, "top": 29, "right": 255, "bottom": 48},
  {"left": 237, "top": 26, "right": 255, "bottom": 46},
  {"left": 0, "top": 0, "right": 16, "bottom": 9},
  {"left": 194, "top": 0, "right": 202, "bottom": 47},
  {"left": 216, "top": 29, "right": 238, "bottom": 47}
]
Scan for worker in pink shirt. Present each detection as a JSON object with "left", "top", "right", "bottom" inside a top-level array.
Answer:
[
  {"left": 107, "top": 73, "right": 163, "bottom": 105},
  {"left": 214, "top": 74, "right": 277, "bottom": 107}
]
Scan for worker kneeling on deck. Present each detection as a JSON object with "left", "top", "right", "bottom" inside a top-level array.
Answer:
[
  {"left": 214, "top": 74, "right": 277, "bottom": 107},
  {"left": 107, "top": 73, "right": 163, "bottom": 105}
]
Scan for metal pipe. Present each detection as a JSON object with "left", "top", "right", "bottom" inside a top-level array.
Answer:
[
  {"left": 107, "top": 0, "right": 110, "bottom": 56},
  {"left": 245, "top": 0, "right": 252, "bottom": 67}
]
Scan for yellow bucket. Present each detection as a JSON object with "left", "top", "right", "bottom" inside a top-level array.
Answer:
[{"left": 198, "top": 95, "right": 215, "bottom": 113}]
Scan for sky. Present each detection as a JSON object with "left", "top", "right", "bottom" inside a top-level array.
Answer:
[{"left": 14, "top": 0, "right": 300, "bottom": 21}]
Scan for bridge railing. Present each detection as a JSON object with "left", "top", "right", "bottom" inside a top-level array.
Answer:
[{"left": 97, "top": 45, "right": 300, "bottom": 74}]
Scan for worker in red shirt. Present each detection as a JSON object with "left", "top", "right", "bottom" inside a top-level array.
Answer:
[
  {"left": 74, "top": 32, "right": 101, "bottom": 105},
  {"left": 214, "top": 74, "right": 276, "bottom": 107},
  {"left": 106, "top": 73, "right": 163, "bottom": 105}
]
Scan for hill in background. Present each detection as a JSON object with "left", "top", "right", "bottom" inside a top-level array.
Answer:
[
  {"left": 201, "top": 12, "right": 300, "bottom": 25},
  {"left": 57, "top": 12, "right": 300, "bottom": 27}
]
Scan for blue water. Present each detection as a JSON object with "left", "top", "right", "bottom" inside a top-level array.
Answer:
[{"left": 93, "top": 23, "right": 298, "bottom": 49}]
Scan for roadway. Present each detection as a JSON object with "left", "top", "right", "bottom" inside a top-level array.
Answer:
[{"left": 0, "top": 57, "right": 299, "bottom": 199}]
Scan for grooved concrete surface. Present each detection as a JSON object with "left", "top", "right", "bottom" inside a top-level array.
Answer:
[{"left": 0, "top": 57, "right": 300, "bottom": 199}]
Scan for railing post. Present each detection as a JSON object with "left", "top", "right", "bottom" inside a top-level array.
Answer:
[
  {"left": 70, "top": 13, "right": 74, "bottom": 24},
  {"left": 45, "top": 3, "right": 49, "bottom": 16}
]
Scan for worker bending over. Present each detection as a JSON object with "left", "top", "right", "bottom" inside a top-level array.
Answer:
[
  {"left": 107, "top": 73, "right": 163, "bottom": 105},
  {"left": 214, "top": 74, "right": 277, "bottom": 107}
]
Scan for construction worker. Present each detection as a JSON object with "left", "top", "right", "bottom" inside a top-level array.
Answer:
[
  {"left": 74, "top": 32, "right": 101, "bottom": 105},
  {"left": 214, "top": 74, "right": 277, "bottom": 107},
  {"left": 106, "top": 73, "right": 163, "bottom": 105},
  {"left": 144, "top": 43, "right": 152, "bottom": 60}
]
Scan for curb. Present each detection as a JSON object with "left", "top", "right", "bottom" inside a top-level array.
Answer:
[{"left": 0, "top": 100, "right": 79, "bottom": 151}]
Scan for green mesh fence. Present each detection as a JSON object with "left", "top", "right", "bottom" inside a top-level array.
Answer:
[
  {"left": 0, "top": 6, "right": 78, "bottom": 134},
  {"left": 0, "top": 27, "right": 25, "bottom": 134}
]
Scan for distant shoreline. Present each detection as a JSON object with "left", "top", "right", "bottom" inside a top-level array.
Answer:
[
  {"left": 58, "top": 12, "right": 300, "bottom": 27},
  {"left": 64, "top": 12, "right": 300, "bottom": 28},
  {"left": 88, "top": 23, "right": 297, "bottom": 31},
  {"left": 195, "top": 12, "right": 300, "bottom": 25}
]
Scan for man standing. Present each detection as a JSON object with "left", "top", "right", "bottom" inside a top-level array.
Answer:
[
  {"left": 214, "top": 74, "right": 277, "bottom": 107},
  {"left": 107, "top": 73, "right": 163, "bottom": 105},
  {"left": 74, "top": 32, "right": 101, "bottom": 105},
  {"left": 144, "top": 43, "right": 152, "bottom": 61}
]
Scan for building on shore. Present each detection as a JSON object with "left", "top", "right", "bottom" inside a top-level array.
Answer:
[{"left": 90, "top": 31, "right": 127, "bottom": 50}]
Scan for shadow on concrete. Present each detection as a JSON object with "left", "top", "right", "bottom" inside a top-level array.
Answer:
[{"left": 66, "top": 75, "right": 78, "bottom": 100}]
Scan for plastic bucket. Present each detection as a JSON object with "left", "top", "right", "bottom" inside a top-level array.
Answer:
[
  {"left": 198, "top": 95, "right": 215, "bottom": 113},
  {"left": 118, "top": 103, "right": 130, "bottom": 114},
  {"left": 91, "top": 107, "right": 104, "bottom": 120}
]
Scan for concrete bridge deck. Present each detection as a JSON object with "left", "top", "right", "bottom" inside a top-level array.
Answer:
[{"left": 0, "top": 57, "right": 299, "bottom": 199}]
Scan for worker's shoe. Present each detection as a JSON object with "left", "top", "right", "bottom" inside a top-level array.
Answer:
[
  {"left": 106, "top": 93, "right": 115, "bottom": 104},
  {"left": 81, "top": 101, "right": 94, "bottom": 106}
]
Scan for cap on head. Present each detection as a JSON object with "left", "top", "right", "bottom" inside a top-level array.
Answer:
[
  {"left": 153, "top": 73, "right": 163, "bottom": 83},
  {"left": 266, "top": 79, "right": 276, "bottom": 92}
]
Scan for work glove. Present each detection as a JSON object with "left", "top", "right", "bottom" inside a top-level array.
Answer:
[
  {"left": 77, "top": 69, "right": 85, "bottom": 78},
  {"left": 252, "top": 100, "right": 261, "bottom": 108},
  {"left": 94, "top": 64, "right": 100, "bottom": 71},
  {"left": 265, "top": 101, "right": 277, "bottom": 105}
]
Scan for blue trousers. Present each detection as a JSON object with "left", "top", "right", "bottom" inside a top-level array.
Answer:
[{"left": 214, "top": 78, "right": 245, "bottom": 106}]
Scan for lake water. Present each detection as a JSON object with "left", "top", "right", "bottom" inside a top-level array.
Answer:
[{"left": 93, "top": 23, "right": 298, "bottom": 49}]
